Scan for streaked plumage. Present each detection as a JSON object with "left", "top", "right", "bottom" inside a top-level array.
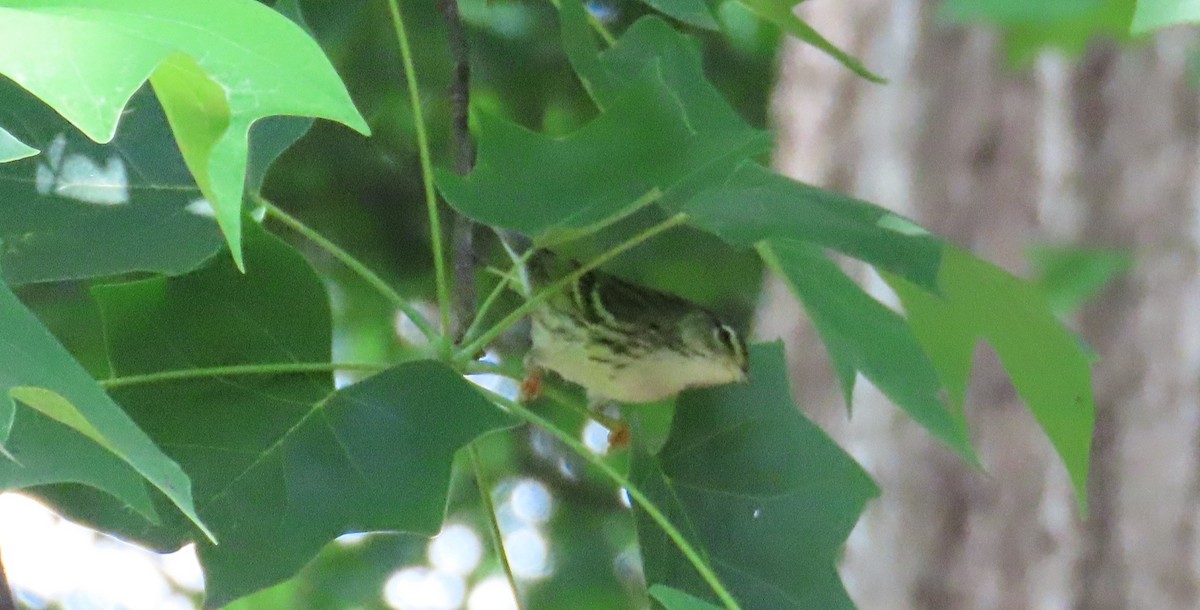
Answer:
[{"left": 526, "top": 251, "right": 749, "bottom": 404}]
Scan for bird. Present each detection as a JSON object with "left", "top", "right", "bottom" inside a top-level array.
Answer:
[{"left": 520, "top": 250, "right": 749, "bottom": 411}]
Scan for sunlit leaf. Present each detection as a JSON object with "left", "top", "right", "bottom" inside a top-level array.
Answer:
[
  {"left": 0, "top": 0, "right": 370, "bottom": 268},
  {"left": 90, "top": 227, "right": 513, "bottom": 606},
  {"left": 760, "top": 240, "right": 976, "bottom": 463},
  {"left": 0, "top": 262, "right": 209, "bottom": 540},
  {"left": 0, "top": 125, "right": 36, "bottom": 162},
  {"left": 633, "top": 342, "right": 877, "bottom": 609},
  {"left": 884, "top": 246, "right": 1095, "bottom": 512},
  {"left": 1132, "top": 0, "right": 1200, "bottom": 31}
]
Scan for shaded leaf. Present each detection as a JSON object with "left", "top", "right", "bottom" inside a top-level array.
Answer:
[
  {"left": 636, "top": 0, "right": 721, "bottom": 29},
  {"left": 760, "top": 240, "right": 976, "bottom": 462},
  {"left": 884, "top": 246, "right": 1095, "bottom": 512},
  {"left": 91, "top": 227, "right": 513, "bottom": 606},
  {"left": 0, "top": 260, "right": 208, "bottom": 540},
  {"left": 436, "top": 71, "right": 769, "bottom": 240},
  {"left": 0, "top": 0, "right": 370, "bottom": 268},
  {"left": 563, "top": 13, "right": 754, "bottom": 132},
  {"left": 736, "top": 0, "right": 883, "bottom": 82},
  {"left": 0, "top": 79, "right": 304, "bottom": 286},
  {"left": 683, "top": 162, "right": 942, "bottom": 290},
  {"left": 632, "top": 342, "right": 877, "bottom": 609},
  {"left": 651, "top": 584, "right": 725, "bottom": 610}
]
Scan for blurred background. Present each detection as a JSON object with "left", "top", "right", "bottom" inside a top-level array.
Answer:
[{"left": 2, "top": 0, "right": 1192, "bottom": 608}]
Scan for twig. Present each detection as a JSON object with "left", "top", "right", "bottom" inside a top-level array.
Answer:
[
  {"left": 469, "top": 444, "right": 523, "bottom": 610},
  {"left": 441, "top": 0, "right": 479, "bottom": 342},
  {"left": 0, "top": 545, "right": 16, "bottom": 610}
]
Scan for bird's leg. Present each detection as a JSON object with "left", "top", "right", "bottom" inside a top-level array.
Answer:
[
  {"left": 519, "top": 366, "right": 543, "bottom": 403},
  {"left": 587, "top": 394, "right": 631, "bottom": 450}
]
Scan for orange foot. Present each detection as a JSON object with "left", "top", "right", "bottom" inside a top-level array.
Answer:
[
  {"left": 607, "top": 422, "right": 632, "bottom": 450},
  {"left": 519, "top": 367, "right": 544, "bottom": 403}
]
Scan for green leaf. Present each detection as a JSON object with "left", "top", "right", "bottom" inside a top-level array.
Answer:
[
  {"left": 632, "top": 342, "right": 878, "bottom": 609},
  {"left": 0, "top": 0, "right": 370, "bottom": 269},
  {"left": 1027, "top": 244, "right": 1132, "bottom": 316},
  {"left": 636, "top": 0, "right": 721, "bottom": 29},
  {"left": 92, "top": 227, "right": 514, "bottom": 606},
  {"left": 735, "top": 0, "right": 884, "bottom": 82},
  {"left": 0, "top": 260, "right": 210, "bottom": 541},
  {"left": 651, "top": 584, "right": 725, "bottom": 610},
  {"left": 759, "top": 240, "right": 976, "bottom": 463},
  {"left": 684, "top": 162, "right": 943, "bottom": 290},
  {"left": 436, "top": 71, "right": 769, "bottom": 240},
  {"left": 0, "top": 126, "right": 36, "bottom": 162},
  {"left": 568, "top": 14, "right": 753, "bottom": 131},
  {"left": 1133, "top": 0, "right": 1200, "bottom": 31},
  {"left": 0, "top": 77, "right": 302, "bottom": 286},
  {"left": 939, "top": 0, "right": 1134, "bottom": 64},
  {"left": 884, "top": 246, "right": 1095, "bottom": 512}
]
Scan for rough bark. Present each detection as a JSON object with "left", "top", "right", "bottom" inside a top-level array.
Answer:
[{"left": 760, "top": 2, "right": 1200, "bottom": 608}]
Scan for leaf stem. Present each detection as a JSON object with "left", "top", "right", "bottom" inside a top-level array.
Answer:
[
  {"left": 485, "top": 392, "right": 741, "bottom": 610},
  {"left": 453, "top": 212, "right": 689, "bottom": 362},
  {"left": 459, "top": 249, "right": 535, "bottom": 351},
  {"left": 99, "top": 362, "right": 388, "bottom": 390},
  {"left": 259, "top": 198, "right": 438, "bottom": 342},
  {"left": 469, "top": 443, "right": 523, "bottom": 610},
  {"left": 386, "top": 0, "right": 454, "bottom": 352}
]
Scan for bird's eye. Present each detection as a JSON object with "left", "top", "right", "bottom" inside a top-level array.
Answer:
[
  {"left": 714, "top": 324, "right": 737, "bottom": 353},
  {"left": 713, "top": 323, "right": 748, "bottom": 371}
]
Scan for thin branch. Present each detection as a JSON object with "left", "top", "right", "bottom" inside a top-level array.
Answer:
[
  {"left": 99, "top": 362, "right": 388, "bottom": 390},
  {"left": 258, "top": 198, "right": 438, "bottom": 342},
  {"left": 469, "top": 444, "right": 523, "bottom": 610},
  {"left": 483, "top": 391, "right": 742, "bottom": 610},
  {"left": 454, "top": 212, "right": 689, "bottom": 362},
  {"left": 0, "top": 546, "right": 16, "bottom": 610},
  {"left": 386, "top": 0, "right": 454, "bottom": 352},
  {"left": 440, "top": 0, "right": 480, "bottom": 342}
]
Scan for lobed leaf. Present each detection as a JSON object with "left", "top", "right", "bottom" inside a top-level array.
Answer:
[
  {"left": 884, "top": 246, "right": 1096, "bottom": 512},
  {"left": 735, "top": 0, "right": 884, "bottom": 82},
  {"left": 436, "top": 69, "right": 769, "bottom": 240},
  {"left": 0, "top": 258, "right": 210, "bottom": 540},
  {"left": 684, "top": 161, "right": 943, "bottom": 290},
  {"left": 0, "top": 0, "right": 370, "bottom": 268},
  {"left": 90, "top": 226, "right": 513, "bottom": 606},
  {"left": 632, "top": 342, "right": 878, "bottom": 609},
  {"left": 0, "top": 77, "right": 307, "bottom": 286},
  {"left": 760, "top": 240, "right": 976, "bottom": 463}
]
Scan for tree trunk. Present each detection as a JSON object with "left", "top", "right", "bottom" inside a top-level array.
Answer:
[{"left": 761, "top": 2, "right": 1200, "bottom": 608}]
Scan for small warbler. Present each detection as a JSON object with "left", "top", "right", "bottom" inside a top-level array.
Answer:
[{"left": 521, "top": 250, "right": 749, "bottom": 406}]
